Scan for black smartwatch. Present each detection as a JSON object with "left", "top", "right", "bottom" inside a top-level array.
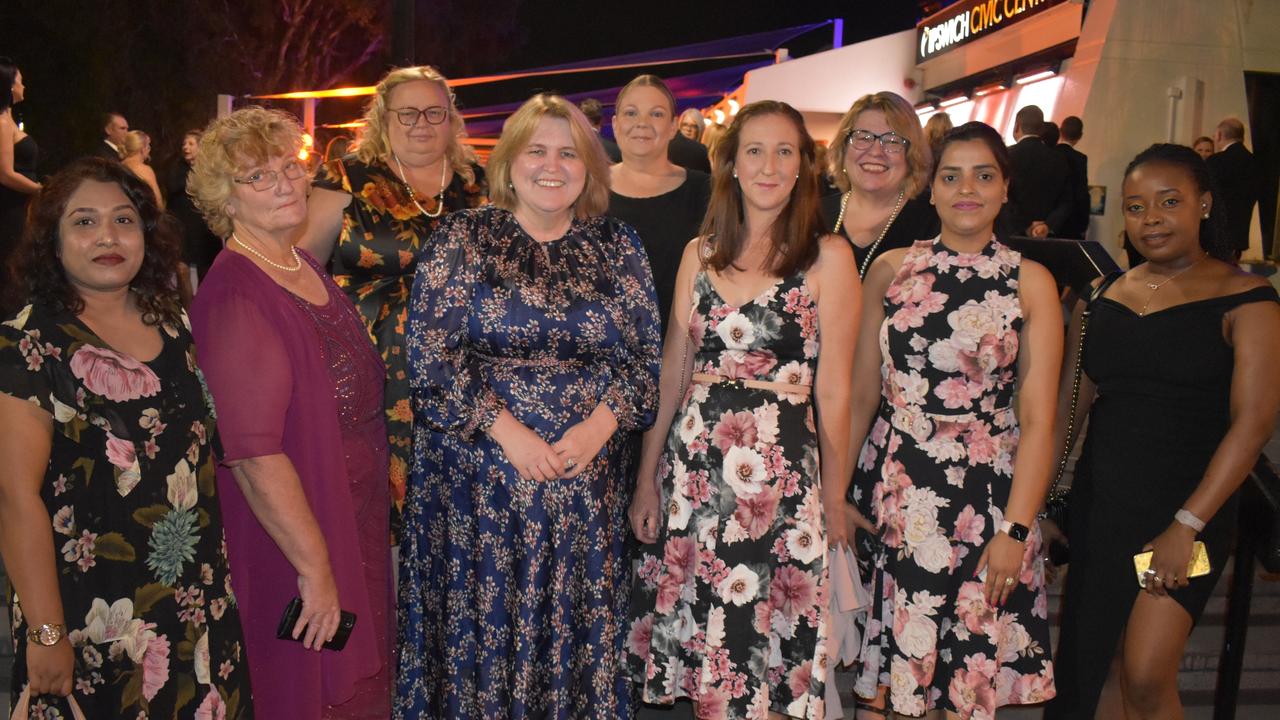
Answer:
[{"left": 999, "top": 520, "right": 1030, "bottom": 542}]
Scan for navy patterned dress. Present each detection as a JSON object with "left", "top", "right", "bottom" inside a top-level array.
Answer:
[
  {"left": 627, "top": 270, "right": 829, "bottom": 720},
  {"left": 397, "top": 206, "right": 661, "bottom": 719},
  {"left": 852, "top": 238, "right": 1055, "bottom": 717}
]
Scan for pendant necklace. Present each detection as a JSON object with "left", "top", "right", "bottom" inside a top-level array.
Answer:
[
  {"left": 394, "top": 153, "right": 448, "bottom": 218},
  {"left": 1138, "top": 255, "right": 1203, "bottom": 316},
  {"left": 232, "top": 233, "right": 301, "bottom": 272}
]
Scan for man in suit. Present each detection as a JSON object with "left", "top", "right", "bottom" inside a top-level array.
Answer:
[
  {"left": 1056, "top": 116, "right": 1091, "bottom": 239},
  {"left": 578, "top": 98, "right": 621, "bottom": 163},
  {"left": 92, "top": 112, "right": 129, "bottom": 160},
  {"left": 667, "top": 115, "right": 711, "bottom": 174},
  {"left": 1206, "top": 117, "right": 1261, "bottom": 259},
  {"left": 1005, "top": 105, "right": 1071, "bottom": 239}
]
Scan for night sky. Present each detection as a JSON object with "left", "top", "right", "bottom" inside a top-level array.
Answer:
[{"left": 0, "top": 0, "right": 933, "bottom": 172}]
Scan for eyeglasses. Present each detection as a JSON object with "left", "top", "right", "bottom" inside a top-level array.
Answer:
[
  {"left": 233, "top": 161, "right": 306, "bottom": 192},
  {"left": 390, "top": 106, "right": 449, "bottom": 127},
  {"left": 847, "top": 129, "right": 910, "bottom": 154}
]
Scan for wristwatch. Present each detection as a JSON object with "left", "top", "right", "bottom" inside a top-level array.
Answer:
[
  {"left": 27, "top": 623, "right": 66, "bottom": 646},
  {"left": 999, "top": 520, "right": 1030, "bottom": 543}
]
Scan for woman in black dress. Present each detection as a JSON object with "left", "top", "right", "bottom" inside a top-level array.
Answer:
[
  {"left": 607, "top": 74, "right": 711, "bottom": 335},
  {"left": 820, "top": 92, "right": 938, "bottom": 280},
  {"left": 1, "top": 57, "right": 41, "bottom": 288},
  {"left": 1048, "top": 144, "right": 1280, "bottom": 719}
]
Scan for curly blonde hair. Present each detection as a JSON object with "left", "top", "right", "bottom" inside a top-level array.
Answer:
[
  {"left": 188, "top": 106, "right": 303, "bottom": 238},
  {"left": 487, "top": 94, "right": 611, "bottom": 219},
  {"left": 353, "top": 66, "right": 475, "bottom": 185},
  {"left": 828, "top": 91, "right": 931, "bottom": 197}
]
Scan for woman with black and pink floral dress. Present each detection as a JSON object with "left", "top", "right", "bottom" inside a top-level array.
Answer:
[
  {"left": 626, "top": 100, "right": 859, "bottom": 719},
  {"left": 847, "top": 122, "right": 1061, "bottom": 719}
]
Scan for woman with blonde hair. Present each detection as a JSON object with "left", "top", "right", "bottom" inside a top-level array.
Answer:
[
  {"left": 189, "top": 107, "right": 392, "bottom": 719},
  {"left": 607, "top": 74, "right": 711, "bottom": 334},
  {"left": 397, "top": 93, "right": 660, "bottom": 718},
  {"left": 821, "top": 91, "right": 938, "bottom": 279},
  {"left": 121, "top": 130, "right": 164, "bottom": 209},
  {"left": 302, "top": 65, "right": 488, "bottom": 538}
]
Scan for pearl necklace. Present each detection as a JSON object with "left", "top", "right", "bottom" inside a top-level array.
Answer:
[
  {"left": 232, "top": 234, "right": 301, "bottom": 272},
  {"left": 1138, "top": 255, "right": 1204, "bottom": 316},
  {"left": 834, "top": 188, "right": 906, "bottom": 278},
  {"left": 393, "top": 152, "right": 448, "bottom": 218}
]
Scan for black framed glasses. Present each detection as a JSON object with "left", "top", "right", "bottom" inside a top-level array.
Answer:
[
  {"left": 390, "top": 106, "right": 449, "bottom": 127},
  {"left": 233, "top": 161, "right": 306, "bottom": 192},
  {"left": 847, "top": 129, "right": 910, "bottom": 154}
]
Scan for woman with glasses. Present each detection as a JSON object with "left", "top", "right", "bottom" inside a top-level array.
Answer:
[
  {"left": 301, "top": 66, "right": 488, "bottom": 540},
  {"left": 607, "top": 75, "right": 711, "bottom": 335},
  {"left": 189, "top": 107, "right": 393, "bottom": 719},
  {"left": 821, "top": 92, "right": 939, "bottom": 280},
  {"left": 677, "top": 107, "right": 704, "bottom": 142},
  {"left": 397, "top": 93, "right": 659, "bottom": 718}
]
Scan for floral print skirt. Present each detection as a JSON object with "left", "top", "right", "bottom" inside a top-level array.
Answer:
[
  {"left": 853, "top": 406, "right": 1055, "bottom": 717},
  {"left": 627, "top": 383, "right": 828, "bottom": 720}
]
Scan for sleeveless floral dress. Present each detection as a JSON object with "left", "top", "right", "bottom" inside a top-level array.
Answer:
[
  {"left": 627, "top": 270, "right": 828, "bottom": 720},
  {"left": 852, "top": 238, "right": 1055, "bottom": 717}
]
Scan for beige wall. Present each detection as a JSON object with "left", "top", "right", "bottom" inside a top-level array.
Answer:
[{"left": 1058, "top": 0, "right": 1274, "bottom": 261}]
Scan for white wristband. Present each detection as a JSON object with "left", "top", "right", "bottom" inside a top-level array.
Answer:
[{"left": 1174, "top": 508, "right": 1205, "bottom": 533}]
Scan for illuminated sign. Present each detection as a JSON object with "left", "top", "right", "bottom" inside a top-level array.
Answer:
[{"left": 917, "top": 0, "right": 1069, "bottom": 63}]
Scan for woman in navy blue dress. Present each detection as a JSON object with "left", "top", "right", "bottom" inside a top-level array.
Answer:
[{"left": 396, "top": 94, "right": 661, "bottom": 719}]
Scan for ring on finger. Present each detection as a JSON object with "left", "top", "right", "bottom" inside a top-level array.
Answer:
[
  {"left": 564, "top": 458, "right": 577, "bottom": 471},
  {"left": 1004, "top": 577, "right": 1014, "bottom": 587}
]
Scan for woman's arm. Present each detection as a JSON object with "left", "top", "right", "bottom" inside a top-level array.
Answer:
[
  {"left": 844, "top": 253, "right": 898, "bottom": 528},
  {"left": 812, "top": 236, "right": 861, "bottom": 549},
  {"left": 296, "top": 187, "right": 352, "bottom": 264},
  {"left": 0, "top": 394, "right": 73, "bottom": 696},
  {"left": 1144, "top": 297, "right": 1280, "bottom": 596},
  {"left": 979, "top": 259, "right": 1063, "bottom": 604},
  {"left": 0, "top": 114, "right": 41, "bottom": 194},
  {"left": 628, "top": 239, "right": 701, "bottom": 544},
  {"left": 141, "top": 165, "right": 164, "bottom": 211},
  {"left": 225, "top": 453, "right": 341, "bottom": 650}
]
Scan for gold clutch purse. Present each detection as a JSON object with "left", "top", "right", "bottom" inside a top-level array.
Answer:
[{"left": 1134, "top": 541, "right": 1211, "bottom": 588}]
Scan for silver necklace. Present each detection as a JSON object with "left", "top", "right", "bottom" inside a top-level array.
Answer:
[
  {"left": 393, "top": 153, "right": 448, "bottom": 219},
  {"left": 1138, "top": 255, "right": 1203, "bottom": 316},
  {"left": 232, "top": 233, "right": 301, "bottom": 272},
  {"left": 834, "top": 189, "right": 906, "bottom": 278}
]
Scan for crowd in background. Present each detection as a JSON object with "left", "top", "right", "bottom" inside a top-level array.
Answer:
[{"left": 0, "top": 55, "right": 1278, "bottom": 720}]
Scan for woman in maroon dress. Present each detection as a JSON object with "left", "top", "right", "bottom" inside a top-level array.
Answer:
[{"left": 188, "top": 107, "right": 392, "bottom": 719}]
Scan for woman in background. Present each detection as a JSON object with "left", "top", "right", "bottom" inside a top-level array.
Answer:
[
  {"left": 0, "top": 57, "right": 40, "bottom": 285},
  {"left": 121, "top": 130, "right": 163, "bottom": 209},
  {"left": 302, "top": 65, "right": 488, "bottom": 536},
  {"left": 607, "top": 74, "right": 711, "bottom": 334}
]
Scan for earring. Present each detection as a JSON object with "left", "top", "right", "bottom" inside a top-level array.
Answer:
[
  {"left": 508, "top": 181, "right": 514, "bottom": 190},
  {"left": 795, "top": 173, "right": 800, "bottom": 179},
  {"left": 732, "top": 170, "right": 738, "bottom": 178}
]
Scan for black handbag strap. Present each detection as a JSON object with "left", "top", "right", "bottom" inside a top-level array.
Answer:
[{"left": 1048, "top": 271, "right": 1123, "bottom": 499}]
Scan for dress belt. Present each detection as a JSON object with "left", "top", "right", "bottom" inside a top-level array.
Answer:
[{"left": 691, "top": 372, "right": 812, "bottom": 396}]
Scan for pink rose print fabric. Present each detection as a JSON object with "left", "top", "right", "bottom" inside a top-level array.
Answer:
[
  {"left": 0, "top": 303, "right": 252, "bottom": 719},
  {"left": 851, "top": 238, "right": 1054, "bottom": 717},
  {"left": 628, "top": 271, "right": 829, "bottom": 719}
]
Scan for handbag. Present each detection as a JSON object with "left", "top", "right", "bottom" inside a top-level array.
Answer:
[
  {"left": 1043, "top": 272, "right": 1122, "bottom": 560},
  {"left": 11, "top": 686, "right": 88, "bottom": 720}
]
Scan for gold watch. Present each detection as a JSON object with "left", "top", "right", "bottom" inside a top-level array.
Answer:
[{"left": 27, "top": 623, "right": 66, "bottom": 646}]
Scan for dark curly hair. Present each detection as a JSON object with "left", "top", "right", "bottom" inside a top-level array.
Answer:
[
  {"left": 6, "top": 158, "right": 184, "bottom": 326},
  {"left": 1122, "top": 143, "right": 1233, "bottom": 262}
]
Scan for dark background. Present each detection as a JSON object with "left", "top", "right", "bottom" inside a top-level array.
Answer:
[{"left": 0, "top": 0, "right": 934, "bottom": 176}]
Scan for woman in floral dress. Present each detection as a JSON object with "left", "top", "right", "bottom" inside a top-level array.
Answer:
[
  {"left": 397, "top": 94, "right": 660, "bottom": 719},
  {"left": 847, "top": 122, "right": 1061, "bottom": 718},
  {"left": 626, "top": 101, "right": 860, "bottom": 719},
  {"left": 303, "top": 66, "right": 487, "bottom": 537},
  {"left": 0, "top": 158, "right": 252, "bottom": 718}
]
